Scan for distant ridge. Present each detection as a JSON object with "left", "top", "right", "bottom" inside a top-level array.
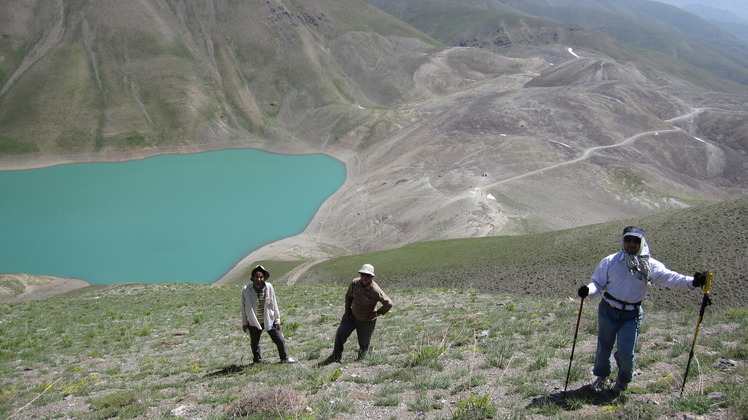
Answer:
[{"left": 365, "top": 0, "right": 748, "bottom": 88}]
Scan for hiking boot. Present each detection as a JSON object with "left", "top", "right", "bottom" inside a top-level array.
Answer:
[
  {"left": 612, "top": 380, "right": 628, "bottom": 392},
  {"left": 318, "top": 355, "right": 341, "bottom": 366},
  {"left": 590, "top": 376, "right": 607, "bottom": 392}
]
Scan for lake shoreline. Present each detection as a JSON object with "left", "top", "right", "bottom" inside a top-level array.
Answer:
[
  {"left": 1, "top": 140, "right": 357, "bottom": 298},
  {"left": 0, "top": 138, "right": 332, "bottom": 171},
  {"left": 0, "top": 274, "right": 91, "bottom": 304}
]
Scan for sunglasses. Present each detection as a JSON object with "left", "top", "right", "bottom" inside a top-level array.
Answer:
[{"left": 623, "top": 236, "right": 641, "bottom": 244}]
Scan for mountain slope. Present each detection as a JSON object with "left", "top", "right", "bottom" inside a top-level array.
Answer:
[
  {"left": 0, "top": 0, "right": 439, "bottom": 156},
  {"left": 1, "top": 0, "right": 747, "bottom": 275}
]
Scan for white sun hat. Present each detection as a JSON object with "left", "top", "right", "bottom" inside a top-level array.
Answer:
[{"left": 358, "top": 264, "right": 375, "bottom": 276}]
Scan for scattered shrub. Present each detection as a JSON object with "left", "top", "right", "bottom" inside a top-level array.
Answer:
[
  {"left": 454, "top": 394, "right": 497, "bottom": 419},
  {"left": 88, "top": 390, "right": 145, "bottom": 419},
  {"left": 223, "top": 387, "right": 307, "bottom": 417}
]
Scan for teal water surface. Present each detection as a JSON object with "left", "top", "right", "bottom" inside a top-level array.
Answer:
[{"left": 0, "top": 149, "right": 345, "bottom": 285}]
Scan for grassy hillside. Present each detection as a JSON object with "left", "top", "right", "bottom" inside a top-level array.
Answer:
[
  {"left": 0, "top": 0, "right": 439, "bottom": 157},
  {"left": 1, "top": 282, "right": 746, "bottom": 419},
  {"left": 252, "top": 196, "right": 748, "bottom": 311}
]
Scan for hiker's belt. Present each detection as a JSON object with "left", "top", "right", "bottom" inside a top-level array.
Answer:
[{"left": 603, "top": 292, "right": 642, "bottom": 312}]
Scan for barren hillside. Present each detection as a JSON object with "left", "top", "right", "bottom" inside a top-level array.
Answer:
[{"left": 231, "top": 49, "right": 748, "bottom": 276}]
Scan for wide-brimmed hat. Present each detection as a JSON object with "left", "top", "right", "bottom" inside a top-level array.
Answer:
[
  {"left": 358, "top": 264, "right": 375, "bottom": 277},
  {"left": 251, "top": 265, "right": 270, "bottom": 279}
]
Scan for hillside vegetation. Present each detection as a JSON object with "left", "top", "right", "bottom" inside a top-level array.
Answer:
[{"left": 1, "top": 281, "right": 747, "bottom": 419}]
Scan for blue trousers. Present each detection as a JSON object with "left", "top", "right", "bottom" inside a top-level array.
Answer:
[{"left": 593, "top": 301, "right": 644, "bottom": 385}]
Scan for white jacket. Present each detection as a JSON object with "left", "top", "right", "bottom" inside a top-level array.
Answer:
[{"left": 241, "top": 282, "right": 281, "bottom": 331}]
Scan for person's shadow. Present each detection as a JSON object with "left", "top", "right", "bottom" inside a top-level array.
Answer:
[
  {"left": 203, "top": 363, "right": 252, "bottom": 377},
  {"left": 527, "top": 385, "right": 623, "bottom": 411}
]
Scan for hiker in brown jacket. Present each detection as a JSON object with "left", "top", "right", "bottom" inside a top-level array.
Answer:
[{"left": 320, "top": 264, "right": 393, "bottom": 364}]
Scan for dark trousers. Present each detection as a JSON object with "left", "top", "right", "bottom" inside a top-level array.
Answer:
[
  {"left": 248, "top": 326, "right": 289, "bottom": 362},
  {"left": 333, "top": 316, "right": 377, "bottom": 359}
]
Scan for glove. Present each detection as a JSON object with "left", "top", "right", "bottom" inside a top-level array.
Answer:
[
  {"left": 693, "top": 272, "right": 708, "bottom": 288},
  {"left": 577, "top": 285, "right": 589, "bottom": 298}
]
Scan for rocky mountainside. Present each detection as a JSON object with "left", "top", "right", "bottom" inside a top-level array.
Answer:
[
  {"left": 1, "top": 0, "right": 747, "bottom": 275},
  {"left": 366, "top": 0, "right": 748, "bottom": 86}
]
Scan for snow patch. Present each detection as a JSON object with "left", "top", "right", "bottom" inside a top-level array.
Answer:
[
  {"left": 543, "top": 138, "right": 572, "bottom": 148},
  {"left": 566, "top": 47, "right": 580, "bottom": 58}
]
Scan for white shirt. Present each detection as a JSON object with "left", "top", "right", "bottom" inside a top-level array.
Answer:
[{"left": 587, "top": 251, "right": 694, "bottom": 309}]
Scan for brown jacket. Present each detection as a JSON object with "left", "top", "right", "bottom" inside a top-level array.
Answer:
[{"left": 345, "top": 278, "right": 393, "bottom": 321}]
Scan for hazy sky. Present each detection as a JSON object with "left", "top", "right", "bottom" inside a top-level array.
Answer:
[{"left": 655, "top": 0, "right": 748, "bottom": 23}]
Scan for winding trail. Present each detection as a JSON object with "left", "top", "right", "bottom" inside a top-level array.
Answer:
[
  {"left": 482, "top": 128, "right": 678, "bottom": 190},
  {"left": 285, "top": 258, "right": 329, "bottom": 285},
  {"left": 470, "top": 108, "right": 707, "bottom": 236},
  {"left": 280, "top": 108, "right": 708, "bottom": 283}
]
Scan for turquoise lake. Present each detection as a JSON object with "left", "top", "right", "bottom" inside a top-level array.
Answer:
[{"left": 0, "top": 149, "right": 345, "bottom": 285}]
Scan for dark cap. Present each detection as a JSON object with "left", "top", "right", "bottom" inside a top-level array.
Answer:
[
  {"left": 622, "top": 226, "right": 645, "bottom": 238},
  {"left": 251, "top": 265, "right": 270, "bottom": 280}
]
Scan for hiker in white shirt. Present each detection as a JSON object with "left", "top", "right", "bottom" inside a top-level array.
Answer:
[{"left": 577, "top": 226, "right": 705, "bottom": 392}]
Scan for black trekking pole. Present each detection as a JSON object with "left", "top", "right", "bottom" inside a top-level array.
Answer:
[
  {"left": 564, "top": 295, "right": 585, "bottom": 395},
  {"left": 680, "top": 272, "right": 713, "bottom": 397}
]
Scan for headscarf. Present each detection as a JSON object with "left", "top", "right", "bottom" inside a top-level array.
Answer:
[{"left": 621, "top": 226, "right": 651, "bottom": 282}]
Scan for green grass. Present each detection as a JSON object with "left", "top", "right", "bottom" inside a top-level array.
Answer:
[
  {"left": 294, "top": 196, "right": 748, "bottom": 311},
  {"left": 1, "top": 282, "right": 746, "bottom": 419},
  {"left": 88, "top": 390, "right": 146, "bottom": 419},
  {"left": 0, "top": 136, "right": 39, "bottom": 154},
  {"left": 454, "top": 394, "right": 497, "bottom": 420}
]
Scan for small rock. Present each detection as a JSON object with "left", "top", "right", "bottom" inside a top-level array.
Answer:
[
  {"left": 713, "top": 358, "right": 738, "bottom": 372},
  {"left": 708, "top": 392, "right": 726, "bottom": 400},
  {"left": 171, "top": 404, "right": 192, "bottom": 417},
  {"left": 348, "top": 390, "right": 369, "bottom": 401}
]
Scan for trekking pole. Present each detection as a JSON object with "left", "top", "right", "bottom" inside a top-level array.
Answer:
[
  {"left": 564, "top": 296, "right": 585, "bottom": 394},
  {"left": 680, "top": 272, "right": 713, "bottom": 397}
]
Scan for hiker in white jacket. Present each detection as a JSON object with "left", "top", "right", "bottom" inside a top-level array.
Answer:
[
  {"left": 577, "top": 226, "right": 704, "bottom": 392},
  {"left": 241, "top": 265, "right": 296, "bottom": 364}
]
